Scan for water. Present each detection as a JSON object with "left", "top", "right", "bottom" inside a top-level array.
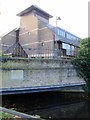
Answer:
[
  {"left": 0, "top": 69, "right": 89, "bottom": 119},
  {"left": 2, "top": 92, "right": 90, "bottom": 119}
]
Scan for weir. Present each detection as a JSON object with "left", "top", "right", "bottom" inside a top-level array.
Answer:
[{"left": 0, "top": 58, "right": 85, "bottom": 95}]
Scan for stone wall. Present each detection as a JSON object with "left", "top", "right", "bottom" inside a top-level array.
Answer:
[{"left": 0, "top": 58, "right": 84, "bottom": 89}]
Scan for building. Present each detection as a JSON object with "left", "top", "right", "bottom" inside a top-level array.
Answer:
[{"left": 1, "top": 5, "right": 80, "bottom": 58}]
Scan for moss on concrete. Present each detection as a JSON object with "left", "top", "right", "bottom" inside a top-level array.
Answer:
[{"left": 0, "top": 57, "right": 72, "bottom": 70}]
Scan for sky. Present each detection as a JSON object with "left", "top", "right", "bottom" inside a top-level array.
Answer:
[{"left": 0, "top": 0, "right": 89, "bottom": 38}]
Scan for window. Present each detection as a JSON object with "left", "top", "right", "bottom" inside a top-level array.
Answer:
[
  {"left": 62, "top": 43, "right": 70, "bottom": 55},
  {"left": 58, "top": 29, "right": 65, "bottom": 37},
  {"left": 62, "top": 44, "right": 75, "bottom": 56},
  {"left": 71, "top": 45, "right": 74, "bottom": 56},
  {"left": 66, "top": 33, "right": 79, "bottom": 41},
  {"left": 66, "top": 33, "right": 69, "bottom": 39}
]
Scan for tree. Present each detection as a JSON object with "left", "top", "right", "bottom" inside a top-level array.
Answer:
[{"left": 72, "top": 38, "right": 90, "bottom": 92}]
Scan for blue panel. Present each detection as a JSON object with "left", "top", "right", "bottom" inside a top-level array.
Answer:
[
  {"left": 0, "top": 82, "right": 85, "bottom": 95},
  {"left": 35, "top": 11, "right": 49, "bottom": 20}
]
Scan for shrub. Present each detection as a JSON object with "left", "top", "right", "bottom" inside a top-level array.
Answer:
[{"left": 72, "top": 38, "right": 90, "bottom": 92}]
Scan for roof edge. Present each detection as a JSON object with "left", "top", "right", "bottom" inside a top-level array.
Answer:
[{"left": 17, "top": 5, "right": 53, "bottom": 18}]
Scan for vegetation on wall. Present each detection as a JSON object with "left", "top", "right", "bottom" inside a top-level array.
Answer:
[
  {"left": 72, "top": 38, "right": 90, "bottom": 92},
  {"left": 0, "top": 50, "right": 2, "bottom": 56}
]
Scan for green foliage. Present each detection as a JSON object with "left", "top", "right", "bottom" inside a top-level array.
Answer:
[
  {"left": 72, "top": 38, "right": 90, "bottom": 92},
  {"left": 0, "top": 112, "right": 14, "bottom": 119},
  {"left": 78, "top": 38, "right": 90, "bottom": 58},
  {"left": 0, "top": 51, "right": 2, "bottom": 56}
]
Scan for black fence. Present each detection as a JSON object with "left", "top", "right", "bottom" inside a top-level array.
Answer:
[
  {"left": 2, "top": 48, "right": 78, "bottom": 59},
  {"left": 27, "top": 48, "right": 78, "bottom": 58}
]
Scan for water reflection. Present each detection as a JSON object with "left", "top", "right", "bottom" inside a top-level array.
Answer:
[
  {"left": 28, "top": 101, "right": 88, "bottom": 119},
  {"left": 2, "top": 92, "right": 89, "bottom": 119}
]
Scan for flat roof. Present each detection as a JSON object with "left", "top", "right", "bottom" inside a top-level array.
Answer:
[{"left": 17, "top": 5, "right": 53, "bottom": 18}]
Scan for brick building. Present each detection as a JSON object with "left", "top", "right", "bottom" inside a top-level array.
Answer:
[{"left": 1, "top": 5, "right": 80, "bottom": 58}]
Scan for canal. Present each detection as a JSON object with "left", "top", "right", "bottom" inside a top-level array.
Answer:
[{"left": 2, "top": 92, "right": 90, "bottom": 119}]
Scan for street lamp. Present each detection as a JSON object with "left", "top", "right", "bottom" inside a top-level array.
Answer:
[{"left": 56, "top": 16, "right": 61, "bottom": 27}]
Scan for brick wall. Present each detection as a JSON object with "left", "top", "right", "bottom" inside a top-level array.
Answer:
[
  {"left": 19, "top": 12, "right": 54, "bottom": 57},
  {"left": 37, "top": 20, "right": 54, "bottom": 57}
]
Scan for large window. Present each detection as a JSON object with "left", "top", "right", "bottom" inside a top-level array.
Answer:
[
  {"left": 62, "top": 43, "right": 70, "bottom": 55},
  {"left": 62, "top": 43, "right": 75, "bottom": 56},
  {"left": 71, "top": 45, "right": 74, "bottom": 56}
]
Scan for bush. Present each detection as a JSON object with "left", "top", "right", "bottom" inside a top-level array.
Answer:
[{"left": 72, "top": 38, "right": 90, "bottom": 92}]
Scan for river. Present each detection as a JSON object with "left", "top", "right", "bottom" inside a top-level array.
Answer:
[{"left": 2, "top": 92, "right": 90, "bottom": 119}]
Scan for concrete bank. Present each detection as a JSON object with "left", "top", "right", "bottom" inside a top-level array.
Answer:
[
  {"left": 0, "top": 107, "right": 43, "bottom": 120},
  {"left": 0, "top": 57, "right": 85, "bottom": 93}
]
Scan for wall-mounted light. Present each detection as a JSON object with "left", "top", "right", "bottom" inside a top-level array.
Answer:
[{"left": 41, "top": 40, "right": 44, "bottom": 46}]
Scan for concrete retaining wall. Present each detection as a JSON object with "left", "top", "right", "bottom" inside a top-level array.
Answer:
[{"left": 0, "top": 58, "right": 84, "bottom": 89}]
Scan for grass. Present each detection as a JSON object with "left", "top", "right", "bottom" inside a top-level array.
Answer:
[
  {"left": 0, "top": 111, "right": 29, "bottom": 120},
  {"left": 0, "top": 111, "right": 14, "bottom": 119}
]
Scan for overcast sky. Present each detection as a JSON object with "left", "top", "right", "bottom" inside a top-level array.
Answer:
[{"left": 0, "top": 0, "right": 89, "bottom": 38}]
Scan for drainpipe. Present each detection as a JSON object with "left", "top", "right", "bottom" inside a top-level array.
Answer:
[{"left": 15, "top": 28, "right": 20, "bottom": 43}]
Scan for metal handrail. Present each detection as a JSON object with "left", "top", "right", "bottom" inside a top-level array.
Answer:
[{"left": 27, "top": 48, "right": 78, "bottom": 58}]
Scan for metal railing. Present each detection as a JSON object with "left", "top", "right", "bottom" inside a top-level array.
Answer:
[
  {"left": 2, "top": 47, "right": 78, "bottom": 59},
  {"left": 27, "top": 48, "right": 78, "bottom": 58}
]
